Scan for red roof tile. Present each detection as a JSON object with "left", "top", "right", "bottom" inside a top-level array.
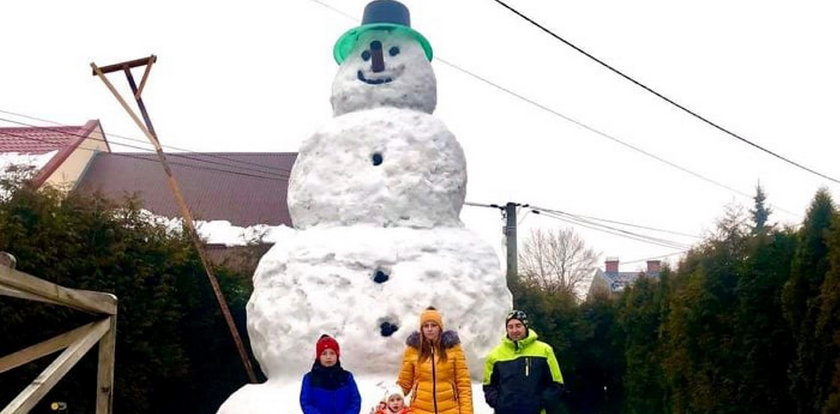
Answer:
[
  {"left": 0, "top": 120, "right": 105, "bottom": 188},
  {"left": 0, "top": 124, "right": 92, "bottom": 154}
]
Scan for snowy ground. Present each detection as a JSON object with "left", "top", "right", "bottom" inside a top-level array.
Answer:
[{"left": 218, "top": 375, "right": 494, "bottom": 414}]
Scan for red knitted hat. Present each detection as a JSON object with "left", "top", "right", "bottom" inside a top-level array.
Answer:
[{"left": 315, "top": 335, "right": 340, "bottom": 359}]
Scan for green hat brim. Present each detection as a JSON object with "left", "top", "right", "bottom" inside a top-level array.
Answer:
[{"left": 333, "top": 23, "right": 433, "bottom": 64}]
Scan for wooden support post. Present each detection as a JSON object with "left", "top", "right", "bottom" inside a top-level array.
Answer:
[
  {"left": 1, "top": 319, "right": 110, "bottom": 414},
  {"left": 0, "top": 252, "right": 16, "bottom": 269},
  {"left": 96, "top": 315, "right": 117, "bottom": 414},
  {"left": 91, "top": 57, "right": 258, "bottom": 383},
  {"left": 135, "top": 56, "right": 155, "bottom": 99}
]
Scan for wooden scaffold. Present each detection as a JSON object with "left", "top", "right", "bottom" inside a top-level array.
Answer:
[{"left": 0, "top": 252, "right": 117, "bottom": 414}]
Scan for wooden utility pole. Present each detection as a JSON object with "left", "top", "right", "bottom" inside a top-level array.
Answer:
[
  {"left": 90, "top": 55, "right": 258, "bottom": 383},
  {"left": 504, "top": 202, "right": 518, "bottom": 289}
]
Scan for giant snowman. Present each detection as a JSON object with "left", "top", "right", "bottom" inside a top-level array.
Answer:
[{"left": 218, "top": 1, "right": 511, "bottom": 412}]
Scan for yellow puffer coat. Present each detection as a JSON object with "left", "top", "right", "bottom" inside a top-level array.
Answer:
[{"left": 397, "top": 330, "right": 473, "bottom": 414}]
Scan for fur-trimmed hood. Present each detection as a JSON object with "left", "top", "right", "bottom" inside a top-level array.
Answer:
[{"left": 405, "top": 330, "right": 460, "bottom": 349}]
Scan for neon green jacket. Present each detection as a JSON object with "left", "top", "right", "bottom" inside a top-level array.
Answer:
[{"left": 482, "top": 329, "right": 564, "bottom": 414}]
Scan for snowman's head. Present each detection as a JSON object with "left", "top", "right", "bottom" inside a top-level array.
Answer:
[{"left": 331, "top": 30, "right": 436, "bottom": 116}]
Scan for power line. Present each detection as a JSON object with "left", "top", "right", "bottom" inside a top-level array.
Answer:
[
  {"left": 464, "top": 201, "right": 693, "bottom": 250},
  {"left": 0, "top": 129, "right": 285, "bottom": 182},
  {"left": 0, "top": 115, "right": 291, "bottom": 180},
  {"left": 467, "top": 200, "right": 700, "bottom": 241},
  {"left": 536, "top": 209, "right": 691, "bottom": 250},
  {"left": 304, "top": 0, "right": 799, "bottom": 218},
  {"left": 529, "top": 205, "right": 702, "bottom": 239},
  {"left": 491, "top": 0, "right": 840, "bottom": 185},
  {"left": 623, "top": 250, "right": 689, "bottom": 266},
  {"left": 0, "top": 109, "right": 293, "bottom": 178},
  {"left": 436, "top": 60, "right": 798, "bottom": 218},
  {"left": 534, "top": 208, "right": 694, "bottom": 248}
]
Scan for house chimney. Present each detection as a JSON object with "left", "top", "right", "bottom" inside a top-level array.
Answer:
[
  {"left": 646, "top": 260, "right": 661, "bottom": 274},
  {"left": 605, "top": 257, "right": 619, "bottom": 273}
]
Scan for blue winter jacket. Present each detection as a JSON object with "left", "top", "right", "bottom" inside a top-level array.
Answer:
[{"left": 299, "top": 369, "right": 361, "bottom": 414}]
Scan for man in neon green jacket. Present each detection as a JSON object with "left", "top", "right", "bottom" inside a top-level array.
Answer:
[{"left": 482, "top": 310, "right": 565, "bottom": 414}]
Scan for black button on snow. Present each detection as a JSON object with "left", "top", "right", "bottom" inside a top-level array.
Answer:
[
  {"left": 373, "top": 270, "right": 389, "bottom": 283},
  {"left": 372, "top": 153, "right": 383, "bottom": 166},
  {"left": 380, "top": 322, "right": 399, "bottom": 337}
]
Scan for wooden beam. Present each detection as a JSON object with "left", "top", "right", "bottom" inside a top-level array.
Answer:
[
  {"left": 1, "top": 319, "right": 110, "bottom": 414},
  {"left": 92, "top": 59, "right": 259, "bottom": 383},
  {"left": 0, "top": 285, "right": 65, "bottom": 308},
  {"left": 92, "top": 55, "right": 157, "bottom": 75},
  {"left": 0, "top": 265, "right": 116, "bottom": 315},
  {"left": 0, "top": 322, "right": 96, "bottom": 374},
  {"left": 96, "top": 316, "right": 117, "bottom": 414},
  {"left": 134, "top": 56, "right": 155, "bottom": 99}
]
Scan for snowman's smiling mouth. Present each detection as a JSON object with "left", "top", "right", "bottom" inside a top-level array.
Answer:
[{"left": 357, "top": 70, "right": 393, "bottom": 85}]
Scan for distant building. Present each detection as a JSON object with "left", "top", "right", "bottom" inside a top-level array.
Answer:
[
  {"left": 75, "top": 151, "right": 294, "bottom": 228},
  {"left": 0, "top": 120, "right": 109, "bottom": 189},
  {"left": 1, "top": 121, "right": 295, "bottom": 273},
  {"left": 588, "top": 257, "right": 661, "bottom": 298}
]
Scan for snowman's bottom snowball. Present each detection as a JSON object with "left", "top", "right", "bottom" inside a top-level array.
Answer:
[
  {"left": 216, "top": 375, "right": 495, "bottom": 414},
  {"left": 247, "top": 225, "right": 511, "bottom": 381}
]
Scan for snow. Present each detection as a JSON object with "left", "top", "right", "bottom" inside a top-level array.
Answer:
[
  {"left": 331, "top": 30, "right": 436, "bottom": 116},
  {"left": 135, "top": 209, "right": 291, "bottom": 247},
  {"left": 1, "top": 150, "right": 58, "bottom": 199},
  {"left": 219, "top": 5, "right": 512, "bottom": 413},
  {"left": 219, "top": 376, "right": 495, "bottom": 414},
  {"left": 245, "top": 224, "right": 509, "bottom": 380},
  {"left": 288, "top": 107, "right": 466, "bottom": 230},
  {"left": 0, "top": 150, "right": 58, "bottom": 173}
]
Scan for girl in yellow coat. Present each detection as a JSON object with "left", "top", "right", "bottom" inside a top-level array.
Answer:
[{"left": 397, "top": 307, "right": 473, "bottom": 414}]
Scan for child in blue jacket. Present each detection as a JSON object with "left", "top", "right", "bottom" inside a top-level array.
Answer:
[{"left": 300, "top": 334, "right": 361, "bottom": 414}]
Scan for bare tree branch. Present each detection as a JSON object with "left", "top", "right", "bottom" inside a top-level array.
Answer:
[{"left": 519, "top": 227, "right": 599, "bottom": 297}]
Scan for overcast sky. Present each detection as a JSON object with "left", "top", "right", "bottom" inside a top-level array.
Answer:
[{"left": 1, "top": 0, "right": 838, "bottom": 271}]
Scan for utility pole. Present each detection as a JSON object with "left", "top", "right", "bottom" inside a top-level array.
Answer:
[
  {"left": 90, "top": 56, "right": 258, "bottom": 383},
  {"left": 503, "top": 202, "right": 518, "bottom": 289}
]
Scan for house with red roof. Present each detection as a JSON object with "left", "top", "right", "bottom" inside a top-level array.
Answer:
[
  {"left": 0, "top": 120, "right": 110, "bottom": 189},
  {"left": 1, "top": 121, "right": 293, "bottom": 228},
  {"left": 1, "top": 121, "right": 295, "bottom": 272}
]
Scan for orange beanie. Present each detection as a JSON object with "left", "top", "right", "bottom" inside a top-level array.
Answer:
[{"left": 419, "top": 307, "right": 444, "bottom": 330}]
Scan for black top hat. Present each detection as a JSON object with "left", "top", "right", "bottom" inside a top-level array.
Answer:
[{"left": 363, "top": 0, "right": 411, "bottom": 26}]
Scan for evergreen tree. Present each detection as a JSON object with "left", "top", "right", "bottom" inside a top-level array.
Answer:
[
  {"left": 817, "top": 208, "right": 840, "bottom": 413},
  {"left": 782, "top": 189, "right": 835, "bottom": 414},
  {"left": 0, "top": 182, "right": 256, "bottom": 413},
  {"left": 619, "top": 273, "right": 668, "bottom": 414},
  {"left": 661, "top": 206, "right": 749, "bottom": 414},
  {"left": 574, "top": 295, "right": 623, "bottom": 414},
  {"left": 750, "top": 183, "right": 773, "bottom": 234},
  {"left": 734, "top": 228, "right": 797, "bottom": 412}
]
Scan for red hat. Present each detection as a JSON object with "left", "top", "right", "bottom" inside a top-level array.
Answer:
[{"left": 316, "top": 334, "right": 340, "bottom": 359}]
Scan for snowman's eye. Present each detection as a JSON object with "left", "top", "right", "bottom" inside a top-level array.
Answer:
[
  {"left": 361, "top": 50, "right": 371, "bottom": 61},
  {"left": 373, "top": 269, "right": 389, "bottom": 283},
  {"left": 389, "top": 46, "right": 400, "bottom": 57},
  {"left": 372, "top": 153, "right": 384, "bottom": 166}
]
